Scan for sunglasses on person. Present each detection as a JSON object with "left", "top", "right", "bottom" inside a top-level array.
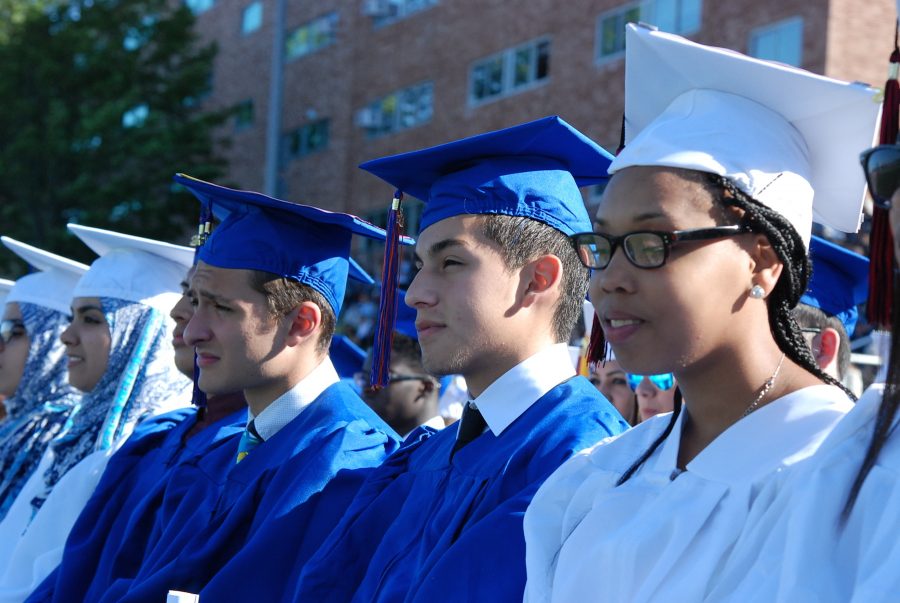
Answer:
[
  {"left": 626, "top": 373, "right": 675, "bottom": 391},
  {"left": 0, "top": 319, "right": 25, "bottom": 345},
  {"left": 353, "top": 371, "right": 434, "bottom": 390},
  {"left": 570, "top": 224, "right": 751, "bottom": 270},
  {"left": 860, "top": 144, "right": 900, "bottom": 209}
]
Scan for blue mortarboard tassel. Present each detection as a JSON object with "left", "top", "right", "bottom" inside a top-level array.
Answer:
[{"left": 370, "top": 190, "right": 404, "bottom": 389}]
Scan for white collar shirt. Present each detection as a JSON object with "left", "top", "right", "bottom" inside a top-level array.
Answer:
[
  {"left": 249, "top": 357, "right": 339, "bottom": 442},
  {"left": 467, "top": 343, "right": 576, "bottom": 438}
]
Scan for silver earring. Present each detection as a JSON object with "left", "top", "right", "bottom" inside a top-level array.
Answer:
[{"left": 749, "top": 284, "right": 765, "bottom": 299}]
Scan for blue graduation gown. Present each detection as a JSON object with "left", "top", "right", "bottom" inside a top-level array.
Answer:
[
  {"left": 26, "top": 406, "right": 246, "bottom": 603},
  {"left": 104, "top": 382, "right": 400, "bottom": 603},
  {"left": 292, "top": 376, "right": 628, "bottom": 603}
]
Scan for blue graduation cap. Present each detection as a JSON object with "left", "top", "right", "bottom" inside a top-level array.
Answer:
[
  {"left": 329, "top": 335, "right": 366, "bottom": 380},
  {"left": 359, "top": 115, "right": 614, "bottom": 236},
  {"left": 800, "top": 235, "right": 869, "bottom": 335},
  {"left": 174, "top": 173, "right": 406, "bottom": 317},
  {"left": 395, "top": 289, "right": 418, "bottom": 340}
]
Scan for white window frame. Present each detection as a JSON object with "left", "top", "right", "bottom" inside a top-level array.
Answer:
[
  {"left": 285, "top": 12, "right": 339, "bottom": 61},
  {"left": 595, "top": 0, "right": 702, "bottom": 64},
  {"left": 468, "top": 36, "right": 551, "bottom": 107},
  {"left": 357, "top": 81, "right": 434, "bottom": 139},
  {"left": 364, "top": 0, "right": 439, "bottom": 28}
]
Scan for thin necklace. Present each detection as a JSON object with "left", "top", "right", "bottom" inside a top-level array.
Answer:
[{"left": 742, "top": 353, "right": 786, "bottom": 418}]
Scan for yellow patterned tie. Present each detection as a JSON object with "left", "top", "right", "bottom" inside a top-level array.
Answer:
[{"left": 235, "top": 420, "right": 263, "bottom": 464}]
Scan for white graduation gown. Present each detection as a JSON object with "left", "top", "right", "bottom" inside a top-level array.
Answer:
[
  {"left": 0, "top": 396, "right": 189, "bottom": 602},
  {"left": 705, "top": 383, "right": 900, "bottom": 602},
  {"left": 523, "top": 385, "right": 852, "bottom": 603}
]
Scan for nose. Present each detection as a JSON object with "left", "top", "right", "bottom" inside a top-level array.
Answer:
[
  {"left": 405, "top": 269, "right": 436, "bottom": 309},
  {"left": 635, "top": 379, "right": 656, "bottom": 398},
  {"left": 591, "top": 246, "right": 636, "bottom": 300},
  {"left": 183, "top": 311, "right": 211, "bottom": 347},
  {"left": 170, "top": 294, "right": 192, "bottom": 324},
  {"left": 60, "top": 323, "right": 76, "bottom": 347}
]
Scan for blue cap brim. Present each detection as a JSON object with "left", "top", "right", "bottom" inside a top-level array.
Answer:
[{"left": 800, "top": 235, "right": 869, "bottom": 335}]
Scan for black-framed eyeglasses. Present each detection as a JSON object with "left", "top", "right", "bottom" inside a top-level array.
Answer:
[
  {"left": 569, "top": 224, "right": 752, "bottom": 270},
  {"left": 860, "top": 144, "right": 900, "bottom": 209},
  {"left": 353, "top": 371, "right": 434, "bottom": 390},
  {"left": 0, "top": 319, "right": 25, "bottom": 345}
]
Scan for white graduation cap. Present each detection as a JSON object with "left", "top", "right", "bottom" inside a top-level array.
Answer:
[
  {"left": 68, "top": 224, "right": 194, "bottom": 314},
  {"left": 610, "top": 23, "right": 881, "bottom": 245},
  {"left": 1, "top": 237, "right": 89, "bottom": 315},
  {"left": 0, "top": 278, "right": 14, "bottom": 308}
]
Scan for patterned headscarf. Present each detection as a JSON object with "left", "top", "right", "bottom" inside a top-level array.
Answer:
[
  {"left": 0, "top": 303, "right": 82, "bottom": 519},
  {"left": 32, "top": 297, "right": 191, "bottom": 511}
]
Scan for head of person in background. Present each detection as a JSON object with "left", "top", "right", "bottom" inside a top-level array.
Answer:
[
  {"left": 589, "top": 359, "right": 638, "bottom": 425},
  {"left": 358, "top": 290, "right": 441, "bottom": 437},
  {"left": 43, "top": 224, "right": 194, "bottom": 507},
  {"left": 626, "top": 371, "right": 676, "bottom": 423},
  {"left": 792, "top": 235, "right": 868, "bottom": 390},
  {"left": 169, "top": 263, "right": 248, "bottom": 435},
  {"left": 0, "top": 238, "right": 87, "bottom": 518}
]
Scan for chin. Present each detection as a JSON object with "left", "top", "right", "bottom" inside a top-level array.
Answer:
[{"left": 174, "top": 355, "right": 195, "bottom": 379}]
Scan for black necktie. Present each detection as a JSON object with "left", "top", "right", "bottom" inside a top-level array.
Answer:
[{"left": 451, "top": 401, "right": 487, "bottom": 459}]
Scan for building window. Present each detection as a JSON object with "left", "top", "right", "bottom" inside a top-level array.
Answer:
[
  {"left": 596, "top": 0, "right": 702, "bottom": 61},
  {"left": 362, "top": 0, "right": 439, "bottom": 28},
  {"left": 286, "top": 13, "right": 339, "bottom": 60},
  {"left": 356, "top": 81, "right": 433, "bottom": 138},
  {"left": 470, "top": 38, "right": 550, "bottom": 105},
  {"left": 242, "top": 2, "right": 263, "bottom": 35},
  {"left": 234, "top": 99, "right": 254, "bottom": 131},
  {"left": 749, "top": 17, "right": 804, "bottom": 67},
  {"left": 185, "top": 0, "right": 215, "bottom": 15},
  {"left": 284, "top": 119, "right": 330, "bottom": 160}
]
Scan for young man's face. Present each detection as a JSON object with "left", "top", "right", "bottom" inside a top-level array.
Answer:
[
  {"left": 184, "top": 261, "right": 287, "bottom": 401},
  {"left": 406, "top": 215, "right": 523, "bottom": 386}
]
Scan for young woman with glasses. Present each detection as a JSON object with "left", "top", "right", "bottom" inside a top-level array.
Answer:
[{"left": 522, "top": 25, "right": 879, "bottom": 602}]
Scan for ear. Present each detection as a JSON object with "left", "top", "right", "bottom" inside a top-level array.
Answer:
[
  {"left": 747, "top": 234, "right": 783, "bottom": 298},
  {"left": 285, "top": 301, "right": 322, "bottom": 347},
  {"left": 521, "top": 254, "right": 563, "bottom": 308},
  {"left": 814, "top": 328, "right": 841, "bottom": 371}
]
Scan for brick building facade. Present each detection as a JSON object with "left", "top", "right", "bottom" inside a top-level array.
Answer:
[{"left": 189, "top": 0, "right": 896, "bottom": 251}]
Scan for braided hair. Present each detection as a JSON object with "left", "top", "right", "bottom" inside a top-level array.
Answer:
[
  {"left": 616, "top": 172, "right": 855, "bottom": 486},
  {"left": 842, "top": 273, "right": 900, "bottom": 519}
]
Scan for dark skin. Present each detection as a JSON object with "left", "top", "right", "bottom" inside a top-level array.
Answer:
[{"left": 361, "top": 352, "right": 438, "bottom": 436}]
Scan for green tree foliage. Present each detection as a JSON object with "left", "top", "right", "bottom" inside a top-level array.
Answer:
[{"left": 0, "top": 0, "right": 229, "bottom": 274}]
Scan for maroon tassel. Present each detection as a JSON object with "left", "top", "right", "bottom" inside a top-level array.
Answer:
[
  {"left": 370, "top": 191, "right": 404, "bottom": 389},
  {"left": 586, "top": 313, "right": 607, "bottom": 369},
  {"left": 866, "top": 36, "right": 900, "bottom": 329}
]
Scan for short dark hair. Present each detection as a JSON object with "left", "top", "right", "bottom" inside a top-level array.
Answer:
[
  {"left": 480, "top": 214, "right": 589, "bottom": 343},
  {"left": 247, "top": 270, "right": 336, "bottom": 355},
  {"left": 792, "top": 303, "right": 851, "bottom": 379},
  {"left": 391, "top": 332, "right": 425, "bottom": 371}
]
